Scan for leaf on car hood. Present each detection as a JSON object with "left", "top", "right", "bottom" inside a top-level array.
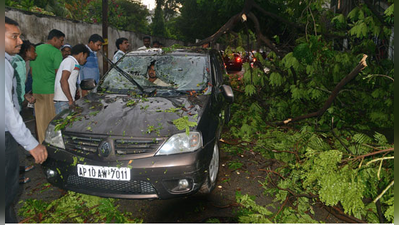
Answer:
[{"left": 172, "top": 116, "right": 198, "bottom": 135}]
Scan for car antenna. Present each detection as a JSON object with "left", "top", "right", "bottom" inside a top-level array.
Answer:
[{"left": 99, "top": 51, "right": 145, "bottom": 93}]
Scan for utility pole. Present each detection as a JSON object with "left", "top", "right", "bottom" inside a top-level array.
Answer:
[{"left": 102, "top": 0, "right": 109, "bottom": 74}]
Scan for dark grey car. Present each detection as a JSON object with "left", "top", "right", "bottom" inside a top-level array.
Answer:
[{"left": 42, "top": 48, "right": 234, "bottom": 199}]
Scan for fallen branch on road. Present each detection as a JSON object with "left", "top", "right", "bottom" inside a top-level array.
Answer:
[{"left": 342, "top": 148, "right": 394, "bottom": 162}]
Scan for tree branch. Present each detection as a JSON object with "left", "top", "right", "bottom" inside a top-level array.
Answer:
[
  {"left": 278, "top": 54, "right": 368, "bottom": 125},
  {"left": 191, "top": 13, "right": 242, "bottom": 47},
  {"left": 321, "top": 205, "right": 368, "bottom": 223},
  {"left": 252, "top": 1, "right": 303, "bottom": 31},
  {"left": 247, "top": 12, "right": 283, "bottom": 57},
  {"left": 363, "top": 0, "right": 391, "bottom": 27},
  {"left": 342, "top": 148, "right": 394, "bottom": 162},
  {"left": 373, "top": 180, "right": 394, "bottom": 203},
  {"left": 252, "top": 0, "right": 346, "bottom": 39},
  {"left": 331, "top": 128, "right": 353, "bottom": 155},
  {"left": 366, "top": 74, "right": 394, "bottom": 82},
  {"left": 191, "top": 0, "right": 255, "bottom": 47}
]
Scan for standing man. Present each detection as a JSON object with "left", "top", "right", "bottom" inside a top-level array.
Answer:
[
  {"left": 78, "top": 34, "right": 104, "bottom": 97},
  {"left": 30, "top": 29, "right": 65, "bottom": 144},
  {"left": 152, "top": 40, "right": 160, "bottom": 48},
  {"left": 11, "top": 40, "right": 37, "bottom": 108},
  {"left": 5, "top": 16, "right": 48, "bottom": 223},
  {"left": 61, "top": 43, "right": 72, "bottom": 59},
  {"left": 113, "top": 37, "right": 130, "bottom": 63},
  {"left": 137, "top": 36, "right": 151, "bottom": 50},
  {"left": 54, "top": 44, "right": 90, "bottom": 114}
]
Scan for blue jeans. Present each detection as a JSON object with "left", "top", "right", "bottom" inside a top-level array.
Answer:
[
  {"left": 54, "top": 101, "right": 70, "bottom": 114},
  {"left": 5, "top": 132, "right": 20, "bottom": 223}
]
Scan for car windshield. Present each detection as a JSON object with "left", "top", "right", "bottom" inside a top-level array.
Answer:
[{"left": 100, "top": 54, "right": 210, "bottom": 94}]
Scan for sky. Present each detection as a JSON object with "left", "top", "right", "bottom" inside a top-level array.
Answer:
[{"left": 141, "top": 0, "right": 156, "bottom": 10}]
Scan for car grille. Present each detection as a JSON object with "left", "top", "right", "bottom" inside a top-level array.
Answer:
[
  {"left": 63, "top": 134, "right": 103, "bottom": 154},
  {"left": 67, "top": 175, "right": 157, "bottom": 194},
  {"left": 63, "top": 133, "right": 165, "bottom": 157},
  {"left": 114, "top": 139, "right": 163, "bottom": 155}
]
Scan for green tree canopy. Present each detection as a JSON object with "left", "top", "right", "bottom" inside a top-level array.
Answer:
[{"left": 6, "top": 0, "right": 151, "bottom": 34}]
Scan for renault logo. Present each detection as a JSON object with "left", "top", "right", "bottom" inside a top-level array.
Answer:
[{"left": 99, "top": 141, "right": 111, "bottom": 157}]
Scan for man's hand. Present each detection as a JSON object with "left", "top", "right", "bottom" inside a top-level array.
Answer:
[
  {"left": 69, "top": 101, "right": 76, "bottom": 111},
  {"left": 29, "top": 144, "right": 48, "bottom": 164},
  {"left": 24, "top": 93, "right": 36, "bottom": 103}
]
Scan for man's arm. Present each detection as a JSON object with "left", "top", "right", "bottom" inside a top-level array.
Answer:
[
  {"left": 5, "top": 84, "right": 39, "bottom": 150},
  {"left": 60, "top": 70, "right": 73, "bottom": 105},
  {"left": 5, "top": 62, "right": 47, "bottom": 164}
]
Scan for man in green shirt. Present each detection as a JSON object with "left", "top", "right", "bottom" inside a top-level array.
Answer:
[{"left": 30, "top": 29, "right": 65, "bottom": 144}]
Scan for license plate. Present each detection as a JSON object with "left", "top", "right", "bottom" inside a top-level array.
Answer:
[{"left": 77, "top": 164, "right": 131, "bottom": 181}]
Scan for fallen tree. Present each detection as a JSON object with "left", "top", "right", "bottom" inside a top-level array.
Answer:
[{"left": 279, "top": 54, "right": 368, "bottom": 125}]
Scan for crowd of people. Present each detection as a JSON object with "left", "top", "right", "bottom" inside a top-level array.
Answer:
[{"left": 5, "top": 16, "right": 165, "bottom": 223}]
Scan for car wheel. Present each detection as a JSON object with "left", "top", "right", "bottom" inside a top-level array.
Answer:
[{"left": 199, "top": 140, "right": 220, "bottom": 194}]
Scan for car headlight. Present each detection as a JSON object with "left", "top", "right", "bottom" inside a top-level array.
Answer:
[
  {"left": 44, "top": 123, "right": 65, "bottom": 149},
  {"left": 156, "top": 132, "right": 202, "bottom": 155}
]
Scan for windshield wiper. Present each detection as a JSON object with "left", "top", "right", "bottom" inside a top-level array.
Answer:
[{"left": 99, "top": 51, "right": 147, "bottom": 94}]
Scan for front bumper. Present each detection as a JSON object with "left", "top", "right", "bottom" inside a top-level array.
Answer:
[{"left": 42, "top": 141, "right": 214, "bottom": 199}]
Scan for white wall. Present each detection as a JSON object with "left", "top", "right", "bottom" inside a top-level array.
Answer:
[{"left": 5, "top": 8, "right": 184, "bottom": 75}]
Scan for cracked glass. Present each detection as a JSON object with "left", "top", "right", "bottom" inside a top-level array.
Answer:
[{"left": 101, "top": 54, "right": 210, "bottom": 93}]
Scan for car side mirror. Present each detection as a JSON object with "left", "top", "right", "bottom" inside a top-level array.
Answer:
[
  {"left": 80, "top": 78, "right": 96, "bottom": 90},
  {"left": 221, "top": 85, "right": 234, "bottom": 103}
]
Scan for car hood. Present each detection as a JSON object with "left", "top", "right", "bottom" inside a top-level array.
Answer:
[{"left": 58, "top": 93, "right": 209, "bottom": 137}]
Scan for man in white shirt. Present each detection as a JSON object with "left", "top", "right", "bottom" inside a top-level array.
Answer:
[
  {"left": 137, "top": 36, "right": 151, "bottom": 50},
  {"left": 54, "top": 44, "right": 90, "bottom": 114},
  {"left": 147, "top": 62, "right": 170, "bottom": 87},
  {"left": 113, "top": 37, "right": 130, "bottom": 63},
  {"left": 5, "top": 16, "right": 48, "bottom": 223}
]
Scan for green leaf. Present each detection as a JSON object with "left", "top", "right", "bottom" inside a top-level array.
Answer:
[
  {"left": 332, "top": 14, "right": 345, "bottom": 23},
  {"left": 236, "top": 194, "right": 273, "bottom": 223},
  {"left": 384, "top": 197, "right": 394, "bottom": 222},
  {"left": 384, "top": 4, "right": 394, "bottom": 17},
  {"left": 269, "top": 72, "right": 283, "bottom": 87},
  {"left": 348, "top": 7, "right": 360, "bottom": 21},
  {"left": 172, "top": 116, "right": 197, "bottom": 135},
  {"left": 282, "top": 52, "right": 300, "bottom": 71},
  {"left": 373, "top": 132, "right": 388, "bottom": 145},
  {"left": 350, "top": 22, "right": 368, "bottom": 38},
  {"left": 306, "top": 65, "right": 315, "bottom": 75},
  {"left": 293, "top": 43, "right": 313, "bottom": 64},
  {"left": 245, "top": 84, "right": 257, "bottom": 96}
]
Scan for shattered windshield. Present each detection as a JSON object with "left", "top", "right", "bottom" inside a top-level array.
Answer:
[{"left": 100, "top": 54, "right": 210, "bottom": 93}]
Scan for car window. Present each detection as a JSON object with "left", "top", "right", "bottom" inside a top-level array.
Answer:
[{"left": 100, "top": 54, "right": 209, "bottom": 93}]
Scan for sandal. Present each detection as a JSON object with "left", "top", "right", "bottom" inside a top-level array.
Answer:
[
  {"left": 19, "top": 176, "right": 31, "bottom": 184},
  {"left": 25, "top": 165, "right": 35, "bottom": 172}
]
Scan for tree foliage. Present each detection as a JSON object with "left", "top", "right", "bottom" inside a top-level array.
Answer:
[
  {"left": 151, "top": 0, "right": 167, "bottom": 37},
  {"left": 199, "top": 0, "right": 394, "bottom": 223},
  {"left": 18, "top": 191, "right": 142, "bottom": 223},
  {"left": 6, "top": 0, "right": 150, "bottom": 34}
]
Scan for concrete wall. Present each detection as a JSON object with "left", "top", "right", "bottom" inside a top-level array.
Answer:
[{"left": 5, "top": 7, "right": 184, "bottom": 75}]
